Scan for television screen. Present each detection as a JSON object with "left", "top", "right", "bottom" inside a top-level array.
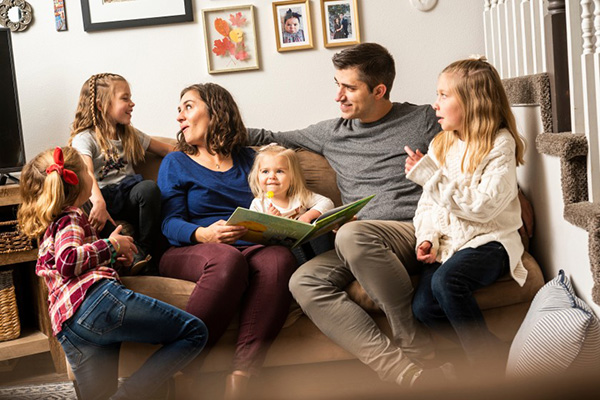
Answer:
[{"left": 0, "top": 28, "right": 25, "bottom": 178}]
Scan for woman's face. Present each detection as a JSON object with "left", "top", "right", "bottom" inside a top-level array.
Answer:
[
  {"left": 177, "top": 90, "right": 211, "bottom": 147},
  {"left": 284, "top": 17, "right": 300, "bottom": 34}
]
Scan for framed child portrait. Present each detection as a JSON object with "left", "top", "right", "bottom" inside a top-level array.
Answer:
[
  {"left": 273, "top": 0, "right": 314, "bottom": 52},
  {"left": 202, "top": 5, "right": 260, "bottom": 74},
  {"left": 320, "top": 0, "right": 360, "bottom": 48}
]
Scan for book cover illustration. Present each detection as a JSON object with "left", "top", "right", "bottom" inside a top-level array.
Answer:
[{"left": 226, "top": 195, "right": 374, "bottom": 248}]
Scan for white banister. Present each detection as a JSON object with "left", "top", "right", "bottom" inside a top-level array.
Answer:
[
  {"left": 484, "top": 0, "right": 492, "bottom": 62},
  {"left": 498, "top": 0, "right": 510, "bottom": 77},
  {"left": 566, "top": 0, "right": 585, "bottom": 134},
  {"left": 510, "top": 0, "right": 524, "bottom": 76},
  {"left": 521, "top": 0, "right": 535, "bottom": 74},
  {"left": 491, "top": 1, "right": 501, "bottom": 72},
  {"left": 581, "top": 0, "right": 600, "bottom": 201},
  {"left": 593, "top": 0, "right": 600, "bottom": 199}
]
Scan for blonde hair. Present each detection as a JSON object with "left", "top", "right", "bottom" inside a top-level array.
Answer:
[
  {"left": 431, "top": 57, "right": 525, "bottom": 174},
  {"left": 18, "top": 147, "right": 86, "bottom": 239},
  {"left": 248, "top": 145, "right": 312, "bottom": 208},
  {"left": 68, "top": 73, "right": 145, "bottom": 165}
]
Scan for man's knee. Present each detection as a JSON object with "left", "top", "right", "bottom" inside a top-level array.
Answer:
[{"left": 289, "top": 260, "right": 324, "bottom": 307}]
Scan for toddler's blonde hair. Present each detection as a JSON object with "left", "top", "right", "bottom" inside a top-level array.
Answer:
[{"left": 248, "top": 144, "right": 312, "bottom": 208}]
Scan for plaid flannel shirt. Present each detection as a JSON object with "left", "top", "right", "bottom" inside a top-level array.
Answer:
[{"left": 36, "top": 206, "right": 119, "bottom": 335}]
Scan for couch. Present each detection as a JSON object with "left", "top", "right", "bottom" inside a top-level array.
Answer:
[{"left": 71, "top": 139, "right": 545, "bottom": 399}]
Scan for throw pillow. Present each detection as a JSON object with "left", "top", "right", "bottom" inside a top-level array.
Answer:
[{"left": 506, "top": 269, "right": 600, "bottom": 377}]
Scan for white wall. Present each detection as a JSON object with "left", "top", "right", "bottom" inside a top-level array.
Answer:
[{"left": 10, "top": 0, "right": 483, "bottom": 159}]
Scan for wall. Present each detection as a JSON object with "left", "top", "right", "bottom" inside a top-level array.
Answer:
[{"left": 10, "top": 0, "right": 483, "bottom": 158}]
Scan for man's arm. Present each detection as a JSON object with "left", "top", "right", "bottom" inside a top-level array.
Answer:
[{"left": 247, "top": 119, "right": 337, "bottom": 154}]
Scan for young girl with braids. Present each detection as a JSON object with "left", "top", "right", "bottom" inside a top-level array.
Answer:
[
  {"left": 17, "top": 146, "right": 207, "bottom": 400},
  {"left": 69, "top": 73, "right": 172, "bottom": 274},
  {"left": 405, "top": 57, "right": 526, "bottom": 376}
]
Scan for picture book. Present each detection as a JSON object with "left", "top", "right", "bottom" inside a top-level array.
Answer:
[{"left": 226, "top": 195, "right": 374, "bottom": 248}]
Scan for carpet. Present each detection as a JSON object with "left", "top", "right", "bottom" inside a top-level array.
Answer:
[{"left": 0, "top": 381, "right": 77, "bottom": 399}]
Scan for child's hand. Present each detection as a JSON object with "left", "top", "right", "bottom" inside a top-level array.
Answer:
[
  {"left": 89, "top": 199, "right": 116, "bottom": 232},
  {"left": 266, "top": 203, "right": 282, "bottom": 217},
  {"left": 416, "top": 241, "right": 437, "bottom": 264},
  {"left": 405, "top": 146, "right": 424, "bottom": 174},
  {"left": 109, "top": 225, "right": 138, "bottom": 266}
]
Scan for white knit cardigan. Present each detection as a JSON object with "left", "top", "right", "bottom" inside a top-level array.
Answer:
[{"left": 407, "top": 129, "right": 527, "bottom": 287}]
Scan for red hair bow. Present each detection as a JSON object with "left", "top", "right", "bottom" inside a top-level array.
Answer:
[{"left": 46, "top": 147, "right": 79, "bottom": 185}]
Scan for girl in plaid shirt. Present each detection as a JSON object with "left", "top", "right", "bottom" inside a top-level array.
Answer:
[{"left": 18, "top": 146, "right": 208, "bottom": 400}]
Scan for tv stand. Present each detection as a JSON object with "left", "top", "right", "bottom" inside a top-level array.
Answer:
[{"left": 0, "top": 173, "right": 20, "bottom": 186}]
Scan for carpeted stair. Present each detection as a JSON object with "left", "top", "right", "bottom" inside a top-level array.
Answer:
[{"left": 503, "top": 73, "right": 600, "bottom": 305}]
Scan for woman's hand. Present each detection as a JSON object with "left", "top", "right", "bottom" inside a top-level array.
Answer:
[
  {"left": 109, "top": 225, "right": 138, "bottom": 266},
  {"left": 194, "top": 220, "right": 248, "bottom": 244},
  {"left": 405, "top": 146, "right": 424, "bottom": 174},
  {"left": 89, "top": 198, "right": 116, "bottom": 232},
  {"left": 416, "top": 241, "right": 437, "bottom": 264}
]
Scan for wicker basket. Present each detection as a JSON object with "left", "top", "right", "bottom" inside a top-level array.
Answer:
[
  {"left": 0, "top": 220, "right": 33, "bottom": 254},
  {"left": 0, "top": 269, "right": 21, "bottom": 342}
]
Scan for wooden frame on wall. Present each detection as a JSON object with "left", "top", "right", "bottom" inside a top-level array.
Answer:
[
  {"left": 320, "top": 0, "right": 360, "bottom": 48},
  {"left": 81, "top": 0, "right": 193, "bottom": 32},
  {"left": 202, "top": 4, "right": 260, "bottom": 74},
  {"left": 272, "top": 0, "right": 314, "bottom": 52}
]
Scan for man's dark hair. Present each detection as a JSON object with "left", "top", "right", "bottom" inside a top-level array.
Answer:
[{"left": 332, "top": 43, "right": 395, "bottom": 99}]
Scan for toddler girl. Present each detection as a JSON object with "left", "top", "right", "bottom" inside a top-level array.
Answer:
[
  {"left": 282, "top": 8, "right": 305, "bottom": 43},
  {"left": 69, "top": 73, "right": 173, "bottom": 274},
  {"left": 248, "top": 144, "right": 334, "bottom": 262},
  {"left": 17, "top": 146, "right": 207, "bottom": 400},
  {"left": 405, "top": 56, "right": 526, "bottom": 376}
]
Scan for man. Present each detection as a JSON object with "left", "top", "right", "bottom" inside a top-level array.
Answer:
[
  {"left": 339, "top": 13, "right": 349, "bottom": 37},
  {"left": 248, "top": 43, "right": 452, "bottom": 387}
]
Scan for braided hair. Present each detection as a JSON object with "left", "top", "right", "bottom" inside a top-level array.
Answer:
[{"left": 69, "top": 73, "right": 145, "bottom": 165}]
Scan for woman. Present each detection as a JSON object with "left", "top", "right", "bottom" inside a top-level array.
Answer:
[
  {"left": 333, "top": 17, "right": 344, "bottom": 39},
  {"left": 157, "top": 83, "right": 297, "bottom": 399}
]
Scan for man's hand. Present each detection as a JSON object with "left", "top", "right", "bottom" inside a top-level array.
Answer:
[{"left": 416, "top": 241, "right": 437, "bottom": 264}]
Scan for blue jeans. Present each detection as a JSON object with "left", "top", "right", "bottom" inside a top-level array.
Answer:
[
  {"left": 412, "top": 242, "right": 509, "bottom": 366},
  {"left": 56, "top": 279, "right": 208, "bottom": 400}
]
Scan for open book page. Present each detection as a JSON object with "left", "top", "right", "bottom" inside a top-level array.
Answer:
[{"left": 226, "top": 195, "right": 374, "bottom": 248}]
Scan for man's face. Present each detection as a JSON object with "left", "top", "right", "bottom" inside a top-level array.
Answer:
[{"left": 334, "top": 67, "right": 378, "bottom": 122}]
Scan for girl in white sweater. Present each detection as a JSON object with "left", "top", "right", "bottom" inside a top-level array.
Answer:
[{"left": 405, "top": 56, "right": 526, "bottom": 375}]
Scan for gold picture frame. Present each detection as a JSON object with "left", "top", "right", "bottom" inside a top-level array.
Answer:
[
  {"left": 202, "top": 5, "right": 259, "bottom": 74},
  {"left": 320, "top": 0, "right": 360, "bottom": 48},
  {"left": 273, "top": 0, "right": 313, "bottom": 52}
]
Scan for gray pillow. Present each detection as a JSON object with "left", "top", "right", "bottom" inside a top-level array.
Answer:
[{"left": 506, "top": 270, "right": 600, "bottom": 377}]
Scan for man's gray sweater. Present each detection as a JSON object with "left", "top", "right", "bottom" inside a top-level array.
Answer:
[{"left": 248, "top": 102, "right": 440, "bottom": 222}]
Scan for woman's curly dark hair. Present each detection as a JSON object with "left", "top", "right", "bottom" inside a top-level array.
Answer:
[{"left": 176, "top": 83, "right": 248, "bottom": 157}]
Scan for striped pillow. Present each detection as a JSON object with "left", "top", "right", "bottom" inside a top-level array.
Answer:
[{"left": 506, "top": 270, "right": 600, "bottom": 377}]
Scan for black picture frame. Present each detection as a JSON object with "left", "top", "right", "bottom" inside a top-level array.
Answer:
[{"left": 81, "top": 0, "right": 193, "bottom": 32}]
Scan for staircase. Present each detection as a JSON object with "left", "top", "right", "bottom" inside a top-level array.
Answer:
[{"left": 485, "top": 0, "right": 600, "bottom": 304}]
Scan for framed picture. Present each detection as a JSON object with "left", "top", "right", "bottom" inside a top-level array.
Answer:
[
  {"left": 320, "top": 0, "right": 360, "bottom": 48},
  {"left": 272, "top": 0, "right": 313, "bottom": 52},
  {"left": 202, "top": 5, "right": 260, "bottom": 74},
  {"left": 81, "top": 0, "right": 193, "bottom": 32}
]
